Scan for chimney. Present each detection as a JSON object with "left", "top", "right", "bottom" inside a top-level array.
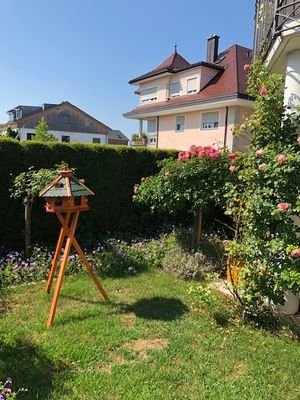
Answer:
[{"left": 206, "top": 34, "right": 220, "bottom": 63}]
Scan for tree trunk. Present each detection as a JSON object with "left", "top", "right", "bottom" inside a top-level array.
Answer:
[
  {"left": 192, "top": 208, "right": 203, "bottom": 249},
  {"left": 24, "top": 196, "right": 32, "bottom": 257}
]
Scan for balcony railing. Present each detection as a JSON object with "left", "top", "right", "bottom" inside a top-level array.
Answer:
[{"left": 254, "top": 0, "right": 300, "bottom": 58}]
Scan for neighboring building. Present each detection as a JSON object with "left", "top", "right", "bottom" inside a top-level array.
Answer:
[
  {"left": 0, "top": 101, "right": 128, "bottom": 145},
  {"left": 108, "top": 130, "right": 129, "bottom": 145},
  {"left": 254, "top": 1, "right": 300, "bottom": 110},
  {"left": 124, "top": 36, "right": 254, "bottom": 152}
]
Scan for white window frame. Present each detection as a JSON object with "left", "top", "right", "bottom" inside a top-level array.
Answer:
[
  {"left": 149, "top": 137, "right": 157, "bottom": 144},
  {"left": 175, "top": 115, "right": 185, "bottom": 132},
  {"left": 187, "top": 77, "right": 198, "bottom": 95},
  {"left": 170, "top": 81, "right": 180, "bottom": 97},
  {"left": 201, "top": 111, "right": 219, "bottom": 130},
  {"left": 140, "top": 87, "right": 157, "bottom": 104}
]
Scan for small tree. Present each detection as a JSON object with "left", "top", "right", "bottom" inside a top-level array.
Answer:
[
  {"left": 134, "top": 146, "right": 232, "bottom": 248},
  {"left": 33, "top": 117, "right": 57, "bottom": 142},
  {"left": 10, "top": 167, "right": 58, "bottom": 255}
]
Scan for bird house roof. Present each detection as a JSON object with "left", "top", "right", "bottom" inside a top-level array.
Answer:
[{"left": 39, "top": 167, "right": 94, "bottom": 198}]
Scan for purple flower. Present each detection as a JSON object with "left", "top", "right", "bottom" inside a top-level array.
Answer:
[
  {"left": 6, "top": 377, "right": 12, "bottom": 384},
  {"left": 0, "top": 394, "right": 4, "bottom": 400},
  {"left": 4, "top": 388, "right": 12, "bottom": 393}
]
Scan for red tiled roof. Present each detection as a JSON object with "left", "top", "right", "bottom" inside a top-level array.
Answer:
[
  {"left": 125, "top": 45, "right": 252, "bottom": 115},
  {"left": 129, "top": 51, "right": 191, "bottom": 84}
]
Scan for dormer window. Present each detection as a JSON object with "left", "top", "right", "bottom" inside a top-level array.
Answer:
[
  {"left": 170, "top": 81, "right": 180, "bottom": 97},
  {"left": 15, "top": 109, "right": 22, "bottom": 119},
  {"left": 187, "top": 77, "right": 197, "bottom": 94},
  {"left": 140, "top": 87, "right": 157, "bottom": 103}
]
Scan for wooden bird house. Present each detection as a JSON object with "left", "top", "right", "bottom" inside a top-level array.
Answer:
[
  {"left": 39, "top": 167, "right": 93, "bottom": 213},
  {"left": 39, "top": 166, "right": 109, "bottom": 327}
]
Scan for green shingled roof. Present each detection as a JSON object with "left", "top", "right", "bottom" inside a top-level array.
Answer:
[{"left": 39, "top": 170, "right": 94, "bottom": 198}]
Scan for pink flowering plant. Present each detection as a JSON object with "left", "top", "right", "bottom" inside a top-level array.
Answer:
[
  {"left": 133, "top": 145, "right": 232, "bottom": 247},
  {"left": 225, "top": 60, "right": 300, "bottom": 313}
]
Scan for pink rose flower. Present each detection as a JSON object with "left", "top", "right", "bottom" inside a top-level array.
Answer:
[
  {"left": 243, "top": 64, "right": 250, "bottom": 73},
  {"left": 258, "top": 163, "right": 266, "bottom": 171},
  {"left": 297, "top": 137, "right": 300, "bottom": 146},
  {"left": 229, "top": 165, "right": 236, "bottom": 173},
  {"left": 259, "top": 87, "right": 267, "bottom": 96},
  {"left": 133, "top": 185, "right": 139, "bottom": 194},
  {"left": 277, "top": 154, "right": 287, "bottom": 165},
  {"left": 164, "top": 171, "right": 170, "bottom": 176},
  {"left": 256, "top": 149, "right": 264, "bottom": 157},
  {"left": 278, "top": 203, "right": 289, "bottom": 213},
  {"left": 291, "top": 249, "right": 300, "bottom": 258},
  {"left": 141, "top": 177, "right": 146, "bottom": 182},
  {"left": 223, "top": 240, "right": 230, "bottom": 246}
]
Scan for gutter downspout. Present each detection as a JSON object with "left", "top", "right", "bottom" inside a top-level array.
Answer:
[
  {"left": 223, "top": 106, "right": 229, "bottom": 148},
  {"left": 156, "top": 116, "right": 159, "bottom": 149}
]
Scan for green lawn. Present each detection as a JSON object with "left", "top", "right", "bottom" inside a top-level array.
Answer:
[{"left": 0, "top": 269, "right": 299, "bottom": 400}]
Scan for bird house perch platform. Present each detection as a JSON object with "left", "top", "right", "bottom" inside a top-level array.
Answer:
[{"left": 39, "top": 166, "right": 109, "bottom": 327}]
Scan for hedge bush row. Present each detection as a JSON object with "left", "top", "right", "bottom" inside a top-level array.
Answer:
[{"left": 0, "top": 139, "right": 178, "bottom": 248}]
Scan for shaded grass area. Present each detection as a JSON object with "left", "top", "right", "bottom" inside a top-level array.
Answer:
[{"left": 0, "top": 270, "right": 300, "bottom": 400}]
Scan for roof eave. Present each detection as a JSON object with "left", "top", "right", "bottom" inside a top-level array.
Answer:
[{"left": 123, "top": 94, "right": 254, "bottom": 119}]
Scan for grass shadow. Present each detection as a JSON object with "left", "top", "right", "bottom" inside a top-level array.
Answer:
[
  {"left": 126, "top": 297, "right": 189, "bottom": 321},
  {"left": 0, "top": 339, "right": 70, "bottom": 399},
  {"left": 212, "top": 310, "right": 232, "bottom": 328}
]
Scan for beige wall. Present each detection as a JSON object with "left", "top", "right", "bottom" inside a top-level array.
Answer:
[
  {"left": 138, "top": 66, "right": 219, "bottom": 104},
  {"left": 157, "top": 106, "right": 252, "bottom": 151}
]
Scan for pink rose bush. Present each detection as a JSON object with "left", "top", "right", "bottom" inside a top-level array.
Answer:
[
  {"left": 291, "top": 248, "right": 300, "bottom": 258},
  {"left": 277, "top": 203, "right": 289, "bottom": 213},
  {"left": 259, "top": 87, "right": 267, "bottom": 96},
  {"left": 277, "top": 154, "right": 287, "bottom": 165},
  {"left": 229, "top": 165, "right": 236, "bottom": 173},
  {"left": 256, "top": 149, "right": 264, "bottom": 157},
  {"left": 178, "top": 145, "right": 221, "bottom": 161},
  {"left": 258, "top": 163, "right": 265, "bottom": 172},
  {"left": 243, "top": 64, "right": 250, "bottom": 73}
]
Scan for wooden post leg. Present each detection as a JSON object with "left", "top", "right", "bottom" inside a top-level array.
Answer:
[
  {"left": 73, "top": 241, "right": 109, "bottom": 300},
  {"left": 55, "top": 212, "right": 109, "bottom": 301},
  {"left": 47, "top": 212, "right": 79, "bottom": 328},
  {"left": 46, "top": 213, "right": 70, "bottom": 293}
]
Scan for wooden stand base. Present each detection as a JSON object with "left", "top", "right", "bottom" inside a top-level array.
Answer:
[{"left": 46, "top": 211, "right": 109, "bottom": 327}]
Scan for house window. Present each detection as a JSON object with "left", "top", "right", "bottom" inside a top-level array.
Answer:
[
  {"left": 93, "top": 138, "right": 101, "bottom": 144},
  {"left": 147, "top": 119, "right": 157, "bottom": 134},
  {"left": 170, "top": 81, "right": 180, "bottom": 97},
  {"left": 201, "top": 112, "right": 219, "bottom": 130},
  {"left": 16, "top": 109, "right": 22, "bottom": 119},
  {"left": 175, "top": 116, "right": 185, "bottom": 132},
  {"left": 187, "top": 77, "right": 197, "bottom": 94},
  {"left": 27, "top": 132, "right": 35, "bottom": 140},
  {"left": 149, "top": 137, "right": 157, "bottom": 144},
  {"left": 62, "top": 135, "right": 70, "bottom": 143},
  {"left": 140, "top": 87, "right": 157, "bottom": 103}
]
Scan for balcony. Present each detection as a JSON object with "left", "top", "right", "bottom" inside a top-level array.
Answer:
[{"left": 254, "top": 0, "right": 300, "bottom": 59}]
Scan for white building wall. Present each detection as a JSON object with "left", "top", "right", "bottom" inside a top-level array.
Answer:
[{"left": 19, "top": 128, "right": 108, "bottom": 144}]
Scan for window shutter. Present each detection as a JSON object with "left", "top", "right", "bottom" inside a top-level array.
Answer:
[
  {"left": 170, "top": 81, "right": 180, "bottom": 97},
  {"left": 147, "top": 119, "right": 157, "bottom": 134},
  {"left": 187, "top": 78, "right": 197, "bottom": 94},
  {"left": 201, "top": 112, "right": 219, "bottom": 129}
]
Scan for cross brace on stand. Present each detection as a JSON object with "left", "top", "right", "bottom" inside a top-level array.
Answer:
[{"left": 46, "top": 211, "right": 109, "bottom": 328}]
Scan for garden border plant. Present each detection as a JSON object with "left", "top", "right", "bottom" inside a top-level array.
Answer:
[{"left": 225, "top": 60, "right": 300, "bottom": 316}]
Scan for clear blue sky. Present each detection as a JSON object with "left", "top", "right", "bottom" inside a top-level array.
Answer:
[{"left": 0, "top": 0, "right": 255, "bottom": 138}]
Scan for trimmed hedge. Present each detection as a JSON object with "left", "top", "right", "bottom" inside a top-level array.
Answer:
[{"left": 0, "top": 139, "right": 177, "bottom": 248}]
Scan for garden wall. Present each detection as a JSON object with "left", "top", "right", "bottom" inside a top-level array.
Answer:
[{"left": 0, "top": 139, "right": 177, "bottom": 247}]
